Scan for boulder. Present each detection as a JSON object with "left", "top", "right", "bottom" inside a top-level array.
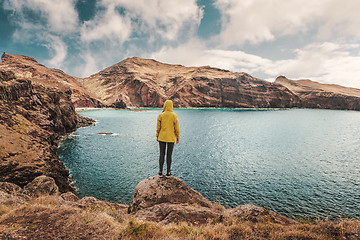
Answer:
[
  {"left": 128, "top": 176, "right": 213, "bottom": 214},
  {"left": 60, "top": 192, "right": 79, "bottom": 202},
  {"left": 21, "top": 175, "right": 59, "bottom": 197},
  {"left": 226, "top": 204, "right": 296, "bottom": 224},
  {"left": 0, "top": 190, "right": 28, "bottom": 205},
  {"left": 0, "top": 182, "right": 21, "bottom": 194}
]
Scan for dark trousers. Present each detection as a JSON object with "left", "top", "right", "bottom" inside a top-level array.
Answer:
[{"left": 159, "top": 141, "right": 174, "bottom": 173}]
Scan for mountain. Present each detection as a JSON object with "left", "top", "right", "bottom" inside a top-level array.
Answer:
[
  {"left": 83, "top": 57, "right": 300, "bottom": 108},
  {"left": 2, "top": 53, "right": 360, "bottom": 110},
  {"left": 1, "top": 53, "right": 102, "bottom": 108},
  {"left": 275, "top": 76, "right": 360, "bottom": 110}
]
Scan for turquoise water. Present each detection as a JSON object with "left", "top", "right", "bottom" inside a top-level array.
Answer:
[{"left": 58, "top": 108, "right": 360, "bottom": 219}]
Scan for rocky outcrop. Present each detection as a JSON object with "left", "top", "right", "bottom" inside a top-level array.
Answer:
[
  {"left": 128, "top": 176, "right": 219, "bottom": 224},
  {"left": 83, "top": 57, "right": 300, "bottom": 108},
  {"left": 0, "top": 67, "right": 94, "bottom": 192},
  {"left": 275, "top": 76, "right": 360, "bottom": 110},
  {"left": 21, "top": 175, "right": 60, "bottom": 197},
  {"left": 128, "top": 176, "right": 295, "bottom": 225},
  {"left": 1, "top": 53, "right": 102, "bottom": 108},
  {"left": 128, "top": 176, "right": 213, "bottom": 213},
  {"left": 0, "top": 176, "right": 128, "bottom": 240}
]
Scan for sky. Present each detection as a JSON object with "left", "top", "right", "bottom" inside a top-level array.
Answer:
[{"left": 1, "top": 0, "right": 360, "bottom": 88}]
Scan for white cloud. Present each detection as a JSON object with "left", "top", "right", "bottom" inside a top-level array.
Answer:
[
  {"left": 44, "top": 35, "right": 68, "bottom": 69},
  {"left": 269, "top": 43, "right": 360, "bottom": 88},
  {"left": 152, "top": 41, "right": 360, "bottom": 89},
  {"left": 151, "top": 39, "right": 271, "bottom": 73},
  {"left": 98, "top": 0, "right": 203, "bottom": 41},
  {"left": 78, "top": 52, "right": 100, "bottom": 78},
  {"left": 80, "top": 5, "right": 132, "bottom": 43},
  {"left": 78, "top": 0, "right": 204, "bottom": 75},
  {"left": 4, "top": 0, "right": 78, "bottom": 34},
  {"left": 214, "top": 0, "right": 360, "bottom": 46}
]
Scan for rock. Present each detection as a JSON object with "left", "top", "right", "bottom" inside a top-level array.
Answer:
[
  {"left": 76, "top": 114, "right": 95, "bottom": 128},
  {"left": 0, "top": 60, "right": 92, "bottom": 192},
  {"left": 21, "top": 175, "right": 59, "bottom": 197},
  {"left": 0, "top": 190, "right": 27, "bottom": 205},
  {"left": 275, "top": 76, "right": 360, "bottom": 111},
  {"left": 0, "top": 182, "right": 21, "bottom": 194},
  {"left": 1, "top": 52, "right": 103, "bottom": 108},
  {"left": 226, "top": 204, "right": 297, "bottom": 224},
  {"left": 0, "top": 182, "right": 29, "bottom": 205},
  {"left": 133, "top": 203, "right": 221, "bottom": 224},
  {"left": 128, "top": 176, "right": 213, "bottom": 214},
  {"left": 60, "top": 192, "right": 79, "bottom": 202}
]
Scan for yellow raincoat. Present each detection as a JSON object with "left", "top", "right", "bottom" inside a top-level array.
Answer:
[{"left": 156, "top": 100, "right": 180, "bottom": 143}]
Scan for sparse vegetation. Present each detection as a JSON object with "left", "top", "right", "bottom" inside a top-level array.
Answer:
[{"left": 0, "top": 196, "right": 359, "bottom": 239}]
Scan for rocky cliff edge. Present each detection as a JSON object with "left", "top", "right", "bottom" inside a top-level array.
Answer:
[{"left": 0, "top": 68, "right": 94, "bottom": 192}]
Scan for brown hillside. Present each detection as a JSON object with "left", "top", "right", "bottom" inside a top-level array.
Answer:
[
  {"left": 275, "top": 76, "right": 360, "bottom": 110},
  {"left": 83, "top": 57, "right": 300, "bottom": 108}
]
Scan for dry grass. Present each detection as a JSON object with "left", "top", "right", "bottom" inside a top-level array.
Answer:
[{"left": 0, "top": 196, "right": 359, "bottom": 239}]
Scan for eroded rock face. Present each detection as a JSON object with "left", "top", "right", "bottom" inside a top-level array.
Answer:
[
  {"left": 0, "top": 67, "right": 88, "bottom": 192},
  {"left": 128, "top": 176, "right": 213, "bottom": 214}
]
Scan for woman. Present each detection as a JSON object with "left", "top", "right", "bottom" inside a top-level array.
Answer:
[{"left": 156, "top": 100, "right": 180, "bottom": 176}]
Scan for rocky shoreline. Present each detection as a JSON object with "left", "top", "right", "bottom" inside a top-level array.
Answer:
[
  {"left": 1, "top": 175, "right": 359, "bottom": 239},
  {"left": 0, "top": 69, "right": 94, "bottom": 192}
]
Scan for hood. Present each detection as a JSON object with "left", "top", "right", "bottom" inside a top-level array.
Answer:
[{"left": 163, "top": 100, "right": 173, "bottom": 112}]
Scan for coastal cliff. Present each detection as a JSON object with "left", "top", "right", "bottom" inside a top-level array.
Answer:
[
  {"left": 0, "top": 68, "right": 93, "bottom": 192},
  {"left": 275, "top": 76, "right": 360, "bottom": 110}
]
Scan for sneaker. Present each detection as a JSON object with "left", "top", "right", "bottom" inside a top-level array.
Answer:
[
  {"left": 158, "top": 171, "right": 163, "bottom": 176},
  {"left": 166, "top": 172, "right": 172, "bottom": 176}
]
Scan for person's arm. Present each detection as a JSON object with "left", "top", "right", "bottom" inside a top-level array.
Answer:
[
  {"left": 156, "top": 115, "right": 161, "bottom": 141},
  {"left": 174, "top": 116, "right": 180, "bottom": 143}
]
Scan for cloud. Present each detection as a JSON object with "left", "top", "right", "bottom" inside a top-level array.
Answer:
[
  {"left": 98, "top": 0, "right": 203, "bottom": 41},
  {"left": 269, "top": 43, "right": 360, "bottom": 88},
  {"left": 77, "top": 0, "right": 203, "bottom": 76},
  {"left": 213, "top": 0, "right": 360, "bottom": 46},
  {"left": 151, "top": 41, "right": 360, "bottom": 89},
  {"left": 44, "top": 35, "right": 68, "bottom": 68},
  {"left": 151, "top": 39, "right": 271, "bottom": 73},
  {"left": 80, "top": 5, "right": 132, "bottom": 43},
  {"left": 4, "top": 0, "right": 78, "bottom": 34}
]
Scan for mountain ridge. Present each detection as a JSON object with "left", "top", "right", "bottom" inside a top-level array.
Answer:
[
  {"left": 2, "top": 52, "right": 360, "bottom": 110},
  {"left": 82, "top": 56, "right": 300, "bottom": 108}
]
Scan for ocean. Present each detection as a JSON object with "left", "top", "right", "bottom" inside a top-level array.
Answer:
[{"left": 58, "top": 108, "right": 360, "bottom": 219}]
